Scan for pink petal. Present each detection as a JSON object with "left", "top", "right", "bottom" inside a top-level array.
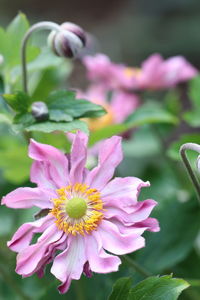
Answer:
[
  {"left": 30, "top": 161, "right": 57, "bottom": 189},
  {"left": 111, "top": 91, "right": 139, "bottom": 123},
  {"left": 16, "top": 224, "right": 63, "bottom": 277},
  {"left": 85, "top": 136, "right": 123, "bottom": 190},
  {"left": 101, "top": 177, "right": 150, "bottom": 209},
  {"left": 69, "top": 131, "right": 88, "bottom": 184},
  {"left": 98, "top": 219, "right": 145, "bottom": 255},
  {"left": 135, "top": 217, "right": 160, "bottom": 232},
  {"left": 2, "top": 187, "right": 55, "bottom": 209},
  {"left": 29, "top": 139, "right": 69, "bottom": 188},
  {"left": 8, "top": 214, "right": 54, "bottom": 252},
  {"left": 85, "top": 232, "right": 121, "bottom": 273},
  {"left": 51, "top": 235, "right": 86, "bottom": 294},
  {"left": 104, "top": 199, "right": 158, "bottom": 223}
]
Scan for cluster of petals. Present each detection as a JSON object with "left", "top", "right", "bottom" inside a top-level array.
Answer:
[
  {"left": 77, "top": 84, "right": 139, "bottom": 130},
  {"left": 83, "top": 53, "right": 198, "bottom": 91},
  {"left": 2, "top": 131, "right": 159, "bottom": 293}
]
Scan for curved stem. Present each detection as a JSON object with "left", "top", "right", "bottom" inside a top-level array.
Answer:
[
  {"left": 21, "top": 21, "right": 61, "bottom": 94},
  {"left": 180, "top": 143, "right": 200, "bottom": 204},
  {"left": 123, "top": 255, "right": 152, "bottom": 277}
]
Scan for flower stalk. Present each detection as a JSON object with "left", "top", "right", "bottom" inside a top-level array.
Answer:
[
  {"left": 180, "top": 143, "right": 200, "bottom": 204},
  {"left": 21, "top": 21, "right": 61, "bottom": 93}
]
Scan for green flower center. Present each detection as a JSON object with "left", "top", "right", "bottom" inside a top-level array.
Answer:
[{"left": 65, "top": 197, "right": 87, "bottom": 219}]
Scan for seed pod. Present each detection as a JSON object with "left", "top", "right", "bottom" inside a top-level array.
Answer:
[
  {"left": 48, "top": 22, "right": 86, "bottom": 58},
  {"left": 31, "top": 101, "right": 49, "bottom": 121}
]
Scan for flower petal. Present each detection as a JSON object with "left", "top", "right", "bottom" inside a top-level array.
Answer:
[
  {"left": 69, "top": 131, "right": 88, "bottom": 184},
  {"left": 101, "top": 177, "right": 150, "bottom": 210},
  {"left": 2, "top": 187, "right": 55, "bottom": 209},
  {"left": 98, "top": 220, "right": 145, "bottom": 255},
  {"left": 51, "top": 235, "right": 86, "bottom": 294},
  {"left": 30, "top": 161, "right": 56, "bottom": 189},
  {"left": 29, "top": 139, "right": 69, "bottom": 188},
  {"left": 7, "top": 215, "right": 54, "bottom": 252},
  {"left": 85, "top": 232, "right": 121, "bottom": 273},
  {"left": 85, "top": 136, "right": 123, "bottom": 190},
  {"left": 16, "top": 224, "right": 64, "bottom": 277},
  {"left": 104, "top": 199, "right": 158, "bottom": 223}
]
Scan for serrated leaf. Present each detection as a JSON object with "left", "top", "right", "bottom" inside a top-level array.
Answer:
[
  {"left": 125, "top": 101, "right": 178, "bottom": 126},
  {"left": 25, "top": 120, "right": 89, "bottom": 134},
  {"left": 46, "top": 90, "right": 106, "bottom": 118},
  {"left": 108, "top": 277, "right": 132, "bottom": 300},
  {"left": 128, "top": 275, "right": 189, "bottom": 300},
  {"left": 3, "top": 91, "right": 31, "bottom": 112}
]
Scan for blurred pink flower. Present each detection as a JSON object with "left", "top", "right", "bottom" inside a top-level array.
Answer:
[
  {"left": 83, "top": 53, "right": 198, "bottom": 91},
  {"left": 2, "top": 132, "right": 159, "bottom": 294},
  {"left": 78, "top": 84, "right": 139, "bottom": 130}
]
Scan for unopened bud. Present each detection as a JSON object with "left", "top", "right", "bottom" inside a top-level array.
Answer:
[
  {"left": 48, "top": 22, "right": 86, "bottom": 58},
  {"left": 31, "top": 101, "right": 49, "bottom": 121}
]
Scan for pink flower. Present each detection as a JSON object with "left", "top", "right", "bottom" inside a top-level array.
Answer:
[
  {"left": 2, "top": 132, "right": 159, "bottom": 293},
  {"left": 138, "top": 54, "right": 198, "bottom": 89},
  {"left": 83, "top": 53, "right": 198, "bottom": 91},
  {"left": 78, "top": 84, "right": 139, "bottom": 130}
]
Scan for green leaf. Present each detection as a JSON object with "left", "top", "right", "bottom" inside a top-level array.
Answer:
[
  {"left": 188, "top": 75, "right": 200, "bottom": 107},
  {"left": 3, "top": 91, "right": 31, "bottom": 112},
  {"left": 183, "top": 110, "right": 200, "bottom": 127},
  {"left": 25, "top": 120, "right": 89, "bottom": 134},
  {"left": 108, "top": 277, "right": 133, "bottom": 300},
  {"left": 49, "top": 109, "right": 73, "bottom": 122},
  {"left": 46, "top": 90, "right": 106, "bottom": 118},
  {"left": 135, "top": 198, "right": 200, "bottom": 274},
  {"left": 0, "top": 138, "right": 31, "bottom": 183},
  {"left": 125, "top": 101, "right": 178, "bottom": 126},
  {"left": 128, "top": 275, "right": 189, "bottom": 300},
  {"left": 6, "top": 13, "right": 39, "bottom": 68}
]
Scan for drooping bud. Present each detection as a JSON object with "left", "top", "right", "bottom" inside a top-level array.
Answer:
[
  {"left": 48, "top": 22, "right": 86, "bottom": 58},
  {"left": 31, "top": 101, "right": 49, "bottom": 121}
]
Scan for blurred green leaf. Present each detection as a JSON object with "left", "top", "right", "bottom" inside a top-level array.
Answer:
[
  {"left": 135, "top": 198, "right": 200, "bottom": 273},
  {"left": 49, "top": 109, "right": 73, "bottom": 122},
  {"left": 108, "top": 277, "right": 132, "bottom": 300},
  {"left": 25, "top": 120, "right": 89, "bottom": 134},
  {"left": 167, "top": 134, "right": 200, "bottom": 161},
  {"left": 184, "top": 76, "right": 200, "bottom": 127},
  {"left": 128, "top": 275, "right": 189, "bottom": 300},
  {"left": 125, "top": 101, "right": 178, "bottom": 126},
  {"left": 3, "top": 91, "right": 31, "bottom": 112},
  {"left": 183, "top": 110, "right": 200, "bottom": 127}
]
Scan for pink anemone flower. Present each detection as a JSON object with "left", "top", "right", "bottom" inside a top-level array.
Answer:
[
  {"left": 2, "top": 131, "right": 159, "bottom": 293},
  {"left": 77, "top": 84, "right": 139, "bottom": 130}
]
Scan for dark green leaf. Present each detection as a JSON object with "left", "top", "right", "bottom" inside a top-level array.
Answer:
[
  {"left": 108, "top": 277, "right": 133, "bottom": 300},
  {"left": 128, "top": 275, "right": 189, "bottom": 300},
  {"left": 46, "top": 90, "right": 106, "bottom": 118},
  {"left": 49, "top": 109, "right": 73, "bottom": 122}
]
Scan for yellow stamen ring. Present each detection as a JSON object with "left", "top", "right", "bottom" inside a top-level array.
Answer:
[{"left": 50, "top": 183, "right": 104, "bottom": 236}]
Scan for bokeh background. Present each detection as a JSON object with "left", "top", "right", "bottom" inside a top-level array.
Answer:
[
  {"left": 1, "top": 1, "right": 200, "bottom": 300},
  {"left": 1, "top": 0, "right": 200, "bottom": 66}
]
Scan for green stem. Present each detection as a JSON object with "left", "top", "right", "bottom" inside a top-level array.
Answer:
[
  {"left": 123, "top": 255, "right": 152, "bottom": 277},
  {"left": 21, "top": 21, "right": 61, "bottom": 94},
  {"left": 180, "top": 143, "right": 200, "bottom": 204}
]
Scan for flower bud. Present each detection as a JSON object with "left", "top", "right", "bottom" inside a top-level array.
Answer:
[
  {"left": 31, "top": 101, "right": 49, "bottom": 121},
  {"left": 48, "top": 22, "right": 86, "bottom": 58}
]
